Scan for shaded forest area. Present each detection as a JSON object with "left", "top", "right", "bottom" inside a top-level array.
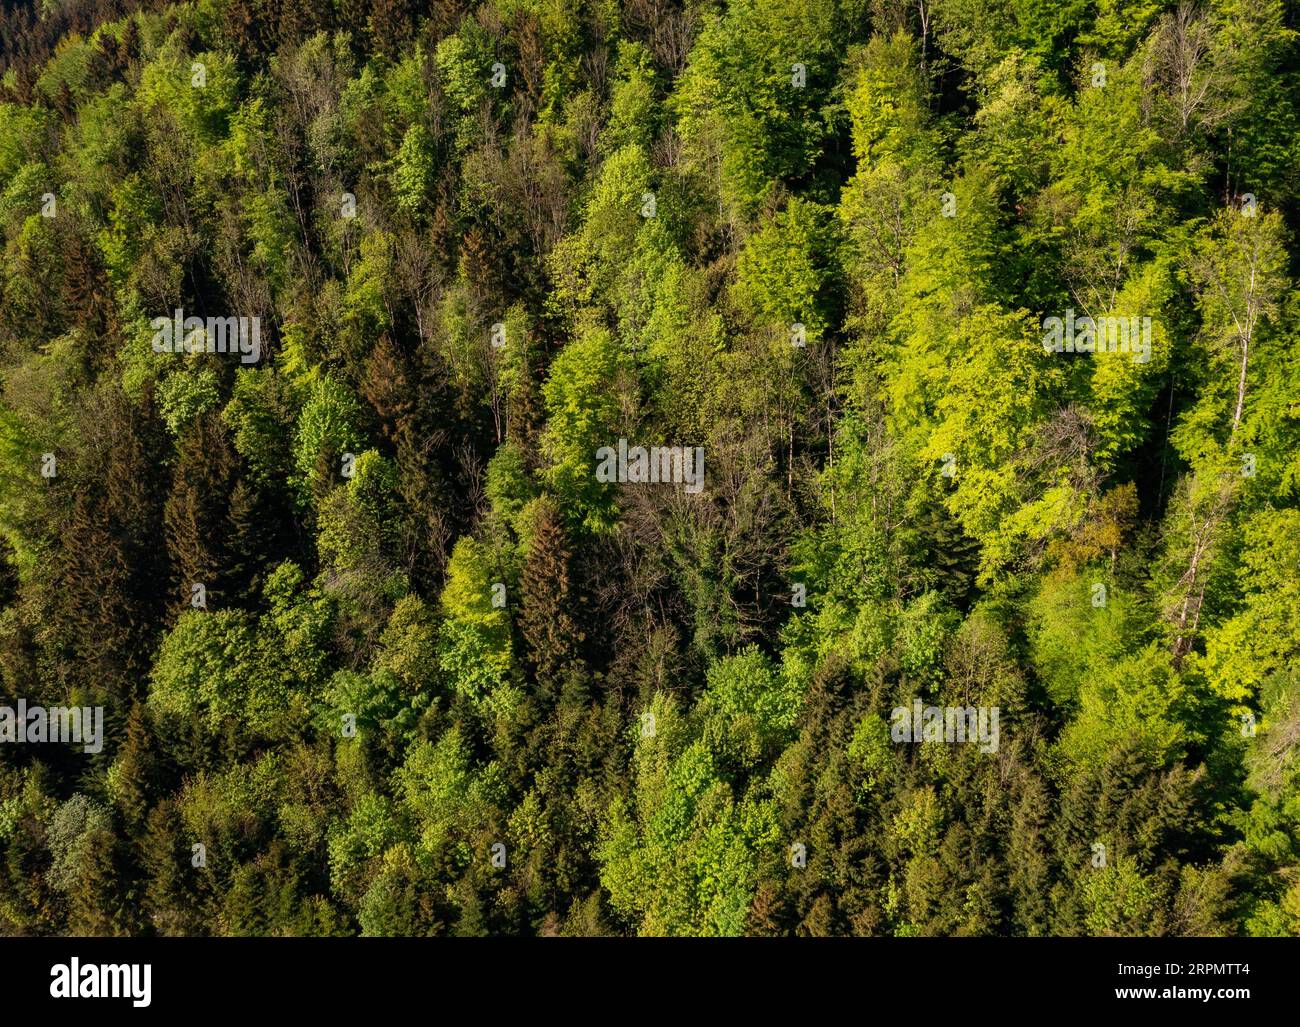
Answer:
[{"left": 1, "top": 0, "right": 1299, "bottom": 936}]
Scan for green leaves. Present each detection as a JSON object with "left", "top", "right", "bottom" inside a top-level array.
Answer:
[
  {"left": 539, "top": 325, "right": 626, "bottom": 532},
  {"left": 732, "top": 197, "right": 841, "bottom": 343},
  {"left": 702, "top": 646, "right": 802, "bottom": 747},
  {"left": 292, "top": 374, "right": 367, "bottom": 502},
  {"left": 391, "top": 123, "right": 436, "bottom": 217},
  {"left": 4, "top": 0, "right": 1300, "bottom": 942},
  {"left": 436, "top": 537, "right": 514, "bottom": 704},
  {"left": 1203, "top": 509, "right": 1300, "bottom": 702},
  {"left": 150, "top": 563, "right": 333, "bottom": 734},
  {"left": 672, "top": 0, "right": 844, "bottom": 217}
]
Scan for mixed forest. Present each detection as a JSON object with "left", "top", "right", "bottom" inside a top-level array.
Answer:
[{"left": 1, "top": 0, "right": 1299, "bottom": 936}]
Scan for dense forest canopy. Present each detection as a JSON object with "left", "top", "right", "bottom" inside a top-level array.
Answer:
[{"left": 0, "top": 0, "right": 1298, "bottom": 937}]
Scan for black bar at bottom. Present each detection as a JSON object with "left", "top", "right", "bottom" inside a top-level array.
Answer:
[{"left": 0, "top": 936, "right": 1291, "bottom": 1016}]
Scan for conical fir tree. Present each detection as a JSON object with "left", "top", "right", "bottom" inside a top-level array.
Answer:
[{"left": 519, "top": 497, "right": 586, "bottom": 694}]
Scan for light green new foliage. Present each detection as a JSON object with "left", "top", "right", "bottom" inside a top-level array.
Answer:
[
  {"left": 0, "top": 161, "right": 48, "bottom": 231},
  {"left": 1083, "top": 262, "right": 1174, "bottom": 468},
  {"left": 0, "top": 104, "right": 51, "bottom": 186},
  {"left": 157, "top": 363, "right": 221, "bottom": 435},
  {"left": 547, "top": 143, "right": 653, "bottom": 316},
  {"left": 638, "top": 260, "right": 722, "bottom": 443},
  {"left": 1077, "top": 854, "right": 1162, "bottom": 937},
  {"left": 436, "top": 536, "right": 513, "bottom": 703},
  {"left": 136, "top": 46, "right": 240, "bottom": 145},
  {"left": 243, "top": 187, "right": 297, "bottom": 292},
  {"left": 436, "top": 279, "right": 490, "bottom": 406},
  {"left": 671, "top": 0, "right": 841, "bottom": 218},
  {"left": 702, "top": 646, "right": 803, "bottom": 745},
  {"left": 395, "top": 728, "right": 474, "bottom": 857},
  {"left": 732, "top": 198, "right": 838, "bottom": 343},
  {"left": 292, "top": 373, "right": 367, "bottom": 501},
  {"left": 847, "top": 31, "right": 935, "bottom": 167},
  {"left": 149, "top": 608, "right": 262, "bottom": 723},
  {"left": 150, "top": 563, "right": 333, "bottom": 733},
  {"left": 381, "top": 45, "right": 430, "bottom": 127},
  {"left": 604, "top": 41, "right": 659, "bottom": 153},
  {"left": 35, "top": 33, "right": 93, "bottom": 102},
  {"left": 886, "top": 167, "right": 1005, "bottom": 424},
  {"left": 1057, "top": 642, "right": 1189, "bottom": 772},
  {"left": 1202, "top": 509, "right": 1300, "bottom": 703},
  {"left": 96, "top": 173, "right": 164, "bottom": 291},
  {"left": 1028, "top": 571, "right": 1143, "bottom": 706},
  {"left": 396, "top": 726, "right": 505, "bottom": 861},
  {"left": 601, "top": 739, "right": 777, "bottom": 936},
  {"left": 263, "top": 561, "right": 335, "bottom": 701},
  {"left": 392, "top": 123, "right": 436, "bottom": 216},
  {"left": 848, "top": 713, "right": 893, "bottom": 793},
  {"left": 1179, "top": 209, "right": 1288, "bottom": 465},
  {"left": 434, "top": 32, "right": 488, "bottom": 117},
  {"left": 1239, "top": 289, "right": 1300, "bottom": 502},
  {"left": 223, "top": 368, "right": 297, "bottom": 486},
  {"left": 484, "top": 440, "right": 534, "bottom": 528},
  {"left": 376, "top": 594, "right": 440, "bottom": 695},
  {"left": 898, "top": 591, "right": 961, "bottom": 689},
  {"left": 966, "top": 51, "right": 1055, "bottom": 197},
  {"left": 0, "top": 405, "right": 43, "bottom": 576},
  {"left": 1047, "top": 49, "right": 1187, "bottom": 316},
  {"left": 837, "top": 146, "right": 939, "bottom": 350},
  {"left": 45, "top": 795, "right": 113, "bottom": 893},
  {"left": 316, "top": 450, "right": 401, "bottom": 578},
  {"left": 7, "top": 0, "right": 1300, "bottom": 942},
  {"left": 491, "top": 304, "right": 535, "bottom": 431},
  {"left": 434, "top": 27, "right": 497, "bottom": 152},
  {"left": 345, "top": 230, "right": 396, "bottom": 336},
  {"left": 598, "top": 689, "right": 780, "bottom": 936},
  {"left": 611, "top": 217, "right": 683, "bottom": 352},
  {"left": 921, "top": 305, "right": 1064, "bottom": 579},
  {"left": 328, "top": 792, "right": 401, "bottom": 903},
  {"left": 226, "top": 97, "right": 275, "bottom": 184},
  {"left": 540, "top": 325, "right": 625, "bottom": 532}
]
